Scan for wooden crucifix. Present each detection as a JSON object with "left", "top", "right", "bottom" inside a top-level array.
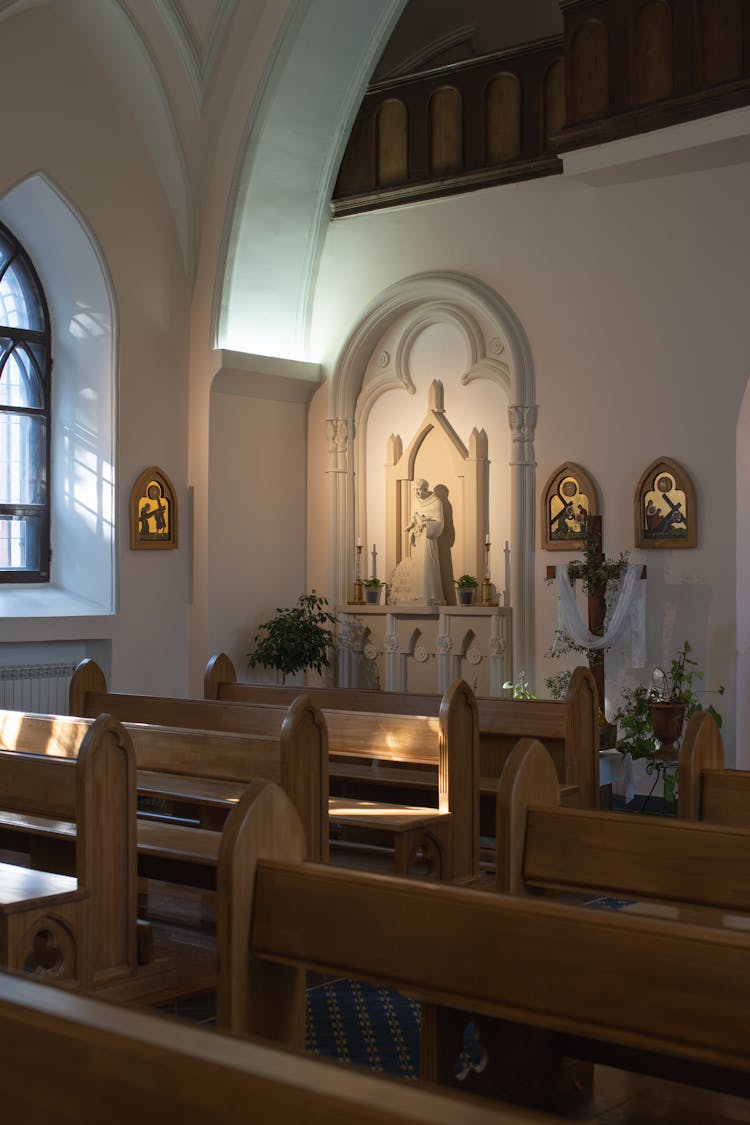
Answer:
[{"left": 546, "top": 515, "right": 646, "bottom": 715}]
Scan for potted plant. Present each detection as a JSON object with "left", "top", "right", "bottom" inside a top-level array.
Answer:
[
  {"left": 612, "top": 641, "right": 724, "bottom": 803},
  {"left": 502, "top": 671, "right": 536, "bottom": 700},
  {"left": 362, "top": 577, "right": 383, "bottom": 605},
  {"left": 455, "top": 574, "right": 478, "bottom": 605},
  {"left": 648, "top": 640, "right": 723, "bottom": 749},
  {"left": 247, "top": 590, "right": 337, "bottom": 684}
]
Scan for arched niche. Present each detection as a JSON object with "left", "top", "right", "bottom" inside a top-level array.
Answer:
[{"left": 327, "top": 271, "right": 536, "bottom": 686}]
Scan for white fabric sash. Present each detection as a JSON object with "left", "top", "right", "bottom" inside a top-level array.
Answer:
[{"left": 554, "top": 562, "right": 646, "bottom": 666}]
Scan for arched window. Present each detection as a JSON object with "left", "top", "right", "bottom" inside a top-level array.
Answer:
[{"left": 0, "top": 222, "right": 51, "bottom": 582}]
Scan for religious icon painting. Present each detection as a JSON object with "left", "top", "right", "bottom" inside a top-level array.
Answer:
[
  {"left": 541, "top": 463, "right": 600, "bottom": 550},
  {"left": 129, "top": 466, "right": 178, "bottom": 550},
  {"left": 635, "top": 457, "right": 696, "bottom": 549}
]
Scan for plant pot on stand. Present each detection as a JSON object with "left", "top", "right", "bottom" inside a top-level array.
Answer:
[
  {"left": 647, "top": 702, "right": 687, "bottom": 760},
  {"left": 364, "top": 585, "right": 382, "bottom": 605},
  {"left": 457, "top": 588, "right": 475, "bottom": 606}
]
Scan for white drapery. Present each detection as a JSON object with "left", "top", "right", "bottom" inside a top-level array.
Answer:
[{"left": 553, "top": 562, "right": 646, "bottom": 666}]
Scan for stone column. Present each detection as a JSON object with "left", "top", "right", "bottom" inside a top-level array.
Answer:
[
  {"left": 508, "top": 404, "right": 536, "bottom": 689},
  {"left": 326, "top": 417, "right": 351, "bottom": 607}
]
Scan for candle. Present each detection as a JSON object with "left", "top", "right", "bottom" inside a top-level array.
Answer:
[
  {"left": 485, "top": 533, "right": 490, "bottom": 544},
  {"left": 356, "top": 537, "right": 361, "bottom": 548}
]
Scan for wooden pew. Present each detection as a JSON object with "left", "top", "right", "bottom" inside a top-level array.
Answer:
[
  {"left": 676, "top": 709, "right": 746, "bottom": 825},
  {"left": 69, "top": 661, "right": 479, "bottom": 882},
  {"left": 0, "top": 974, "right": 540, "bottom": 1125},
  {"left": 494, "top": 734, "right": 750, "bottom": 915},
  {"left": 215, "top": 778, "right": 750, "bottom": 1102},
  {"left": 0, "top": 698, "right": 328, "bottom": 900},
  {"left": 204, "top": 652, "right": 599, "bottom": 811},
  {"left": 0, "top": 713, "right": 147, "bottom": 995}
]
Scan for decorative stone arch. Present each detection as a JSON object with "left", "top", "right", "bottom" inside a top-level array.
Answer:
[{"left": 328, "top": 270, "right": 536, "bottom": 683}]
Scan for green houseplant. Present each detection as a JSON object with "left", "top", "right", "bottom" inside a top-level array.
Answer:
[
  {"left": 455, "top": 574, "right": 478, "bottom": 605},
  {"left": 612, "top": 641, "right": 724, "bottom": 803},
  {"left": 502, "top": 671, "right": 536, "bottom": 700},
  {"left": 247, "top": 590, "right": 337, "bottom": 684}
]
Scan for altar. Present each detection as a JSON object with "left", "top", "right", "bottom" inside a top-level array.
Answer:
[{"left": 337, "top": 603, "right": 512, "bottom": 697}]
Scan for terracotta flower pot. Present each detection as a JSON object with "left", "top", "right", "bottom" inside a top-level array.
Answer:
[{"left": 648, "top": 701, "right": 687, "bottom": 752}]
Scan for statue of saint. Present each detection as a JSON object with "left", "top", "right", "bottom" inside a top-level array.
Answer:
[{"left": 403, "top": 478, "right": 444, "bottom": 604}]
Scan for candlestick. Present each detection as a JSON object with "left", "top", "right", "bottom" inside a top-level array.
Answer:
[
  {"left": 482, "top": 539, "right": 495, "bottom": 605},
  {"left": 371, "top": 543, "right": 377, "bottom": 581},
  {"left": 351, "top": 544, "right": 364, "bottom": 604}
]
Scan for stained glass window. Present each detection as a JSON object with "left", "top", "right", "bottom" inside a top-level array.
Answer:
[{"left": 0, "top": 223, "right": 50, "bottom": 580}]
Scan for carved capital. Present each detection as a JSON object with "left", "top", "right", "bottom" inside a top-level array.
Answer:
[
  {"left": 384, "top": 633, "right": 400, "bottom": 653},
  {"left": 488, "top": 637, "right": 506, "bottom": 657},
  {"left": 326, "top": 417, "right": 349, "bottom": 472},
  {"left": 508, "top": 404, "right": 537, "bottom": 442},
  {"left": 437, "top": 633, "right": 453, "bottom": 655}
]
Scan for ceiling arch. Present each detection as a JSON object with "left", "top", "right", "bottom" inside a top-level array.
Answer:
[
  {"left": 215, "top": 0, "right": 408, "bottom": 363},
  {"left": 0, "top": 0, "right": 193, "bottom": 273}
]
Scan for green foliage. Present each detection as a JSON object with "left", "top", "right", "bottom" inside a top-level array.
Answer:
[
  {"left": 455, "top": 573, "right": 478, "bottom": 588},
  {"left": 503, "top": 671, "right": 536, "bottom": 700},
  {"left": 544, "top": 668, "right": 571, "bottom": 701},
  {"left": 612, "top": 642, "right": 724, "bottom": 805},
  {"left": 651, "top": 640, "right": 724, "bottom": 727},
  {"left": 565, "top": 529, "right": 629, "bottom": 597},
  {"left": 362, "top": 577, "right": 382, "bottom": 588},
  {"left": 247, "top": 591, "right": 337, "bottom": 683}
]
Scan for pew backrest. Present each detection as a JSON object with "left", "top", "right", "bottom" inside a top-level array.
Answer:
[
  {"left": 495, "top": 735, "right": 750, "bottom": 914},
  {"left": 0, "top": 713, "right": 137, "bottom": 985},
  {"left": 0, "top": 972, "right": 534, "bottom": 1125},
  {"left": 0, "top": 698, "right": 328, "bottom": 862},
  {"left": 69, "top": 660, "right": 477, "bottom": 876},
  {"left": 218, "top": 779, "right": 750, "bottom": 1082},
  {"left": 203, "top": 654, "right": 600, "bottom": 807},
  {"left": 677, "top": 709, "right": 740, "bottom": 824}
]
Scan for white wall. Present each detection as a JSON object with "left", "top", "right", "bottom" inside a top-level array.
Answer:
[
  {"left": 310, "top": 146, "right": 749, "bottom": 764},
  {"left": 0, "top": 7, "right": 190, "bottom": 695}
]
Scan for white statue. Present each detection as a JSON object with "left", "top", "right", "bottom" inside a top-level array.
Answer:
[{"left": 403, "top": 478, "right": 444, "bottom": 604}]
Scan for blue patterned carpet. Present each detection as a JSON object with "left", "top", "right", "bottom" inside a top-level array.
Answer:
[{"left": 306, "top": 978, "right": 421, "bottom": 1079}]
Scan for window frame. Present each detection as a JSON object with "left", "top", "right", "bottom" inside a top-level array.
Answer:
[{"left": 0, "top": 221, "right": 52, "bottom": 583}]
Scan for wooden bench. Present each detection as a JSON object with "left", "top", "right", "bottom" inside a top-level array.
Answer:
[
  {"left": 676, "top": 709, "right": 747, "bottom": 825},
  {"left": 0, "top": 713, "right": 151, "bottom": 996},
  {"left": 204, "top": 653, "right": 599, "bottom": 814},
  {"left": 0, "top": 974, "right": 536, "bottom": 1125},
  {"left": 215, "top": 777, "right": 750, "bottom": 1103},
  {"left": 69, "top": 661, "right": 479, "bottom": 882},
  {"left": 494, "top": 733, "right": 750, "bottom": 916},
  {"left": 0, "top": 698, "right": 328, "bottom": 898}
]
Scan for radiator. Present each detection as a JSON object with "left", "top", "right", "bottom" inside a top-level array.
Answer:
[{"left": 0, "top": 662, "right": 77, "bottom": 713}]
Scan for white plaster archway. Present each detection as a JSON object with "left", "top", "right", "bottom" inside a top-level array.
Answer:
[{"left": 328, "top": 270, "right": 537, "bottom": 682}]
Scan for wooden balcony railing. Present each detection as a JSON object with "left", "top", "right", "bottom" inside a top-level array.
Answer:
[{"left": 332, "top": 0, "right": 750, "bottom": 217}]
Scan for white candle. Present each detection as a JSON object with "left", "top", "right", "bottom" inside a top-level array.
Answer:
[
  {"left": 356, "top": 537, "right": 361, "bottom": 548},
  {"left": 485, "top": 533, "right": 490, "bottom": 544}
]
